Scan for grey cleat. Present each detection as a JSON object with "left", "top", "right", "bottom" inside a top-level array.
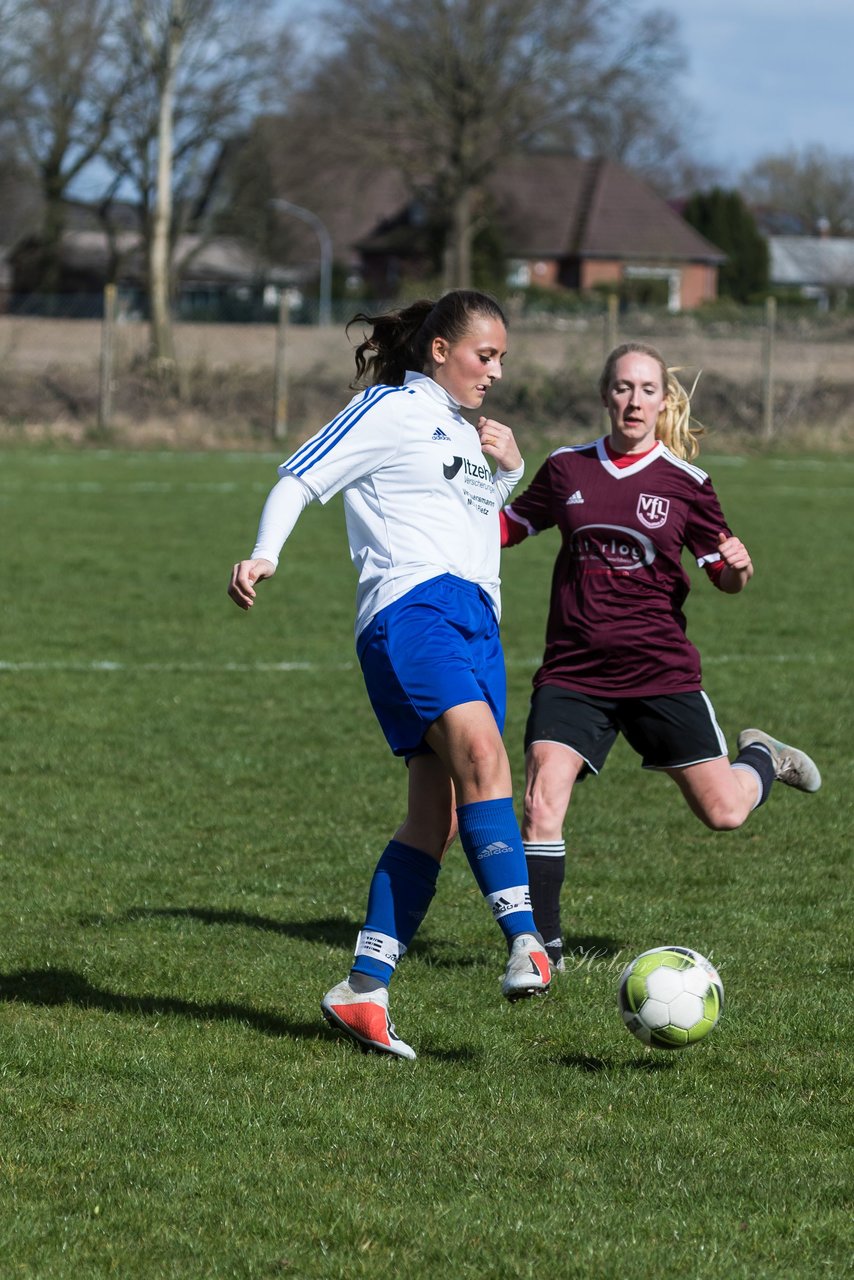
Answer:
[{"left": 737, "top": 728, "right": 822, "bottom": 793}]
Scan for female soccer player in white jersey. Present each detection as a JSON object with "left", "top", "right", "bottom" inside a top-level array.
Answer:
[
  {"left": 228, "top": 290, "right": 550, "bottom": 1059},
  {"left": 501, "top": 342, "right": 821, "bottom": 972}
]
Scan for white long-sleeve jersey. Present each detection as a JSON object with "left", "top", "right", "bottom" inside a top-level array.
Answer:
[{"left": 251, "top": 370, "right": 523, "bottom": 638}]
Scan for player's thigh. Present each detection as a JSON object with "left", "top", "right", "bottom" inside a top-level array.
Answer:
[
  {"left": 524, "top": 684, "right": 618, "bottom": 778},
  {"left": 425, "top": 700, "right": 511, "bottom": 800},
  {"left": 620, "top": 691, "right": 727, "bottom": 770},
  {"left": 664, "top": 757, "right": 752, "bottom": 830},
  {"left": 358, "top": 575, "right": 505, "bottom": 758}
]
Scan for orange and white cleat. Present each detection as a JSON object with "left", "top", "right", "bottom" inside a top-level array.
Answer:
[
  {"left": 320, "top": 980, "right": 416, "bottom": 1060},
  {"left": 501, "top": 933, "right": 552, "bottom": 1001}
]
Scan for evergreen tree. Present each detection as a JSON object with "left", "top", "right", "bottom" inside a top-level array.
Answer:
[{"left": 683, "top": 187, "right": 769, "bottom": 302}]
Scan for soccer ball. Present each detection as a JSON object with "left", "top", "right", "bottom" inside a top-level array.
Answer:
[{"left": 617, "top": 946, "right": 724, "bottom": 1049}]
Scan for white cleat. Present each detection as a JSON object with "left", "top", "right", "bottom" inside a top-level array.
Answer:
[
  {"left": 738, "top": 728, "right": 821, "bottom": 793},
  {"left": 501, "top": 933, "right": 552, "bottom": 1002}
]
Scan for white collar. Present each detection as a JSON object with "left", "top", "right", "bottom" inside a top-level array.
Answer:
[{"left": 404, "top": 369, "right": 460, "bottom": 410}]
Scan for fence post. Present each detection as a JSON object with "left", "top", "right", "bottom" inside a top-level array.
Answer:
[
  {"left": 273, "top": 292, "right": 289, "bottom": 441},
  {"left": 98, "top": 282, "right": 117, "bottom": 433},
  {"left": 762, "top": 295, "right": 776, "bottom": 441},
  {"left": 604, "top": 292, "right": 618, "bottom": 356}
]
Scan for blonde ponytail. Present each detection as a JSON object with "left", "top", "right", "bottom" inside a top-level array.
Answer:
[{"left": 658, "top": 367, "right": 704, "bottom": 462}]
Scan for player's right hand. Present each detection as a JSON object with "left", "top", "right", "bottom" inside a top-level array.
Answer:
[{"left": 228, "top": 558, "right": 276, "bottom": 610}]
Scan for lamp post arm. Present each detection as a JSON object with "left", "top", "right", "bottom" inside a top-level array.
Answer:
[{"left": 270, "top": 198, "right": 332, "bottom": 326}]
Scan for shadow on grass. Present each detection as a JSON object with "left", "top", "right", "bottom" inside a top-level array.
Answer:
[
  {"left": 87, "top": 906, "right": 521, "bottom": 972},
  {"left": 560, "top": 1052, "right": 674, "bottom": 1073},
  {"left": 562, "top": 935, "right": 624, "bottom": 960},
  {"left": 0, "top": 967, "right": 479, "bottom": 1064},
  {"left": 86, "top": 906, "right": 360, "bottom": 949},
  {"left": 0, "top": 967, "right": 321, "bottom": 1041}
]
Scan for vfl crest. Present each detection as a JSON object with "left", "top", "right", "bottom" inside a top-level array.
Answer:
[{"left": 637, "top": 493, "right": 670, "bottom": 529}]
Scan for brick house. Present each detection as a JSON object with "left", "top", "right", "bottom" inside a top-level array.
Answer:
[{"left": 358, "top": 153, "right": 725, "bottom": 312}]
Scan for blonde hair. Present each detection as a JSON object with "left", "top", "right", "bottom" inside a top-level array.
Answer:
[{"left": 599, "top": 342, "right": 705, "bottom": 462}]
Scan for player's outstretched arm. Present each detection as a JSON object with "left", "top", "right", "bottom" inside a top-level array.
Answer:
[
  {"left": 228, "top": 474, "right": 313, "bottom": 610},
  {"left": 228, "top": 558, "right": 276, "bottom": 610}
]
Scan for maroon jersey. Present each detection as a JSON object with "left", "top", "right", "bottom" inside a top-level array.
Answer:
[{"left": 504, "top": 438, "right": 731, "bottom": 696}]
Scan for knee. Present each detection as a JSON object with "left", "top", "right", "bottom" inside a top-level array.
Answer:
[
  {"left": 697, "top": 802, "right": 748, "bottom": 832},
  {"left": 458, "top": 731, "right": 507, "bottom": 793},
  {"left": 523, "top": 782, "right": 571, "bottom": 841}
]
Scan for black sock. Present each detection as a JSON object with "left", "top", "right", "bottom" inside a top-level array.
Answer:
[
  {"left": 734, "top": 743, "right": 776, "bottom": 807},
  {"left": 524, "top": 841, "right": 566, "bottom": 964}
]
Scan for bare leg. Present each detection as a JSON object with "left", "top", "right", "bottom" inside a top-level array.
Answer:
[
  {"left": 424, "top": 700, "right": 512, "bottom": 801},
  {"left": 522, "top": 740, "right": 586, "bottom": 842},
  {"left": 393, "top": 752, "right": 457, "bottom": 862},
  {"left": 665, "top": 756, "right": 760, "bottom": 830}
]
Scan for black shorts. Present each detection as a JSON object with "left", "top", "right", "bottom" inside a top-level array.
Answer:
[{"left": 524, "top": 685, "right": 728, "bottom": 777}]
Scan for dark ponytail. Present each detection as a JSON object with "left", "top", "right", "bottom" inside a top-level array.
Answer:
[{"left": 347, "top": 290, "right": 507, "bottom": 388}]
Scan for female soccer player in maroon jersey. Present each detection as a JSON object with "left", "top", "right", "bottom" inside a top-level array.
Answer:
[{"left": 500, "top": 342, "right": 821, "bottom": 971}]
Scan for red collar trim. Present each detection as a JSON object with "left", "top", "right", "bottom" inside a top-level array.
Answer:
[{"left": 604, "top": 438, "right": 658, "bottom": 469}]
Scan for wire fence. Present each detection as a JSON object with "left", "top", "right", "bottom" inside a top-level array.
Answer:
[{"left": 2, "top": 289, "right": 853, "bottom": 445}]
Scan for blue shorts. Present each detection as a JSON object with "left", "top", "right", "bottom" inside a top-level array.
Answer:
[{"left": 357, "top": 574, "right": 506, "bottom": 758}]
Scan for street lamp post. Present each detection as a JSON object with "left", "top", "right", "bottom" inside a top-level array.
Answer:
[{"left": 270, "top": 197, "right": 333, "bottom": 326}]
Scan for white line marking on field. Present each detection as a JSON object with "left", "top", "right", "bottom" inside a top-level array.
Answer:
[
  {"left": 0, "top": 654, "right": 834, "bottom": 674},
  {"left": 0, "top": 660, "right": 355, "bottom": 672},
  {"left": 0, "top": 481, "right": 269, "bottom": 494},
  {"left": 6, "top": 480, "right": 854, "bottom": 502}
]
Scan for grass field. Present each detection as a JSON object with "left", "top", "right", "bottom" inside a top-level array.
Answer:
[{"left": 0, "top": 446, "right": 851, "bottom": 1278}]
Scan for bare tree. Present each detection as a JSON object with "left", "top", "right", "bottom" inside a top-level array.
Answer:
[
  {"left": 740, "top": 146, "right": 854, "bottom": 237},
  {"left": 296, "top": 0, "right": 690, "bottom": 288},
  {"left": 0, "top": 2, "right": 38, "bottom": 245},
  {"left": 107, "top": 0, "right": 285, "bottom": 369},
  {"left": 2, "top": 0, "right": 127, "bottom": 292}
]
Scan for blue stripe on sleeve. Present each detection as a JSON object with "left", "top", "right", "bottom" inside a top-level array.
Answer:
[{"left": 284, "top": 384, "right": 407, "bottom": 477}]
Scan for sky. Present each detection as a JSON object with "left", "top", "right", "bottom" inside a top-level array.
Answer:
[
  {"left": 272, "top": 0, "right": 854, "bottom": 181},
  {"left": 655, "top": 0, "right": 854, "bottom": 176}
]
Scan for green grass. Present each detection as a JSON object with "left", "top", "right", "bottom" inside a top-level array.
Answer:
[{"left": 0, "top": 446, "right": 851, "bottom": 1279}]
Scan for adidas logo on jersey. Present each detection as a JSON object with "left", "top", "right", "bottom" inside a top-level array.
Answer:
[
  {"left": 566, "top": 489, "right": 584, "bottom": 505},
  {"left": 431, "top": 427, "right": 451, "bottom": 441}
]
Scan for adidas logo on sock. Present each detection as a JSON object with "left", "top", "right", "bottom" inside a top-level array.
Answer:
[
  {"left": 431, "top": 427, "right": 451, "bottom": 441},
  {"left": 566, "top": 489, "right": 584, "bottom": 505},
  {"left": 477, "top": 840, "right": 514, "bottom": 859}
]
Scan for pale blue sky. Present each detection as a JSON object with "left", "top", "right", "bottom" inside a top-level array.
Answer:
[
  {"left": 658, "top": 0, "right": 854, "bottom": 175},
  {"left": 272, "top": 0, "right": 854, "bottom": 180}
]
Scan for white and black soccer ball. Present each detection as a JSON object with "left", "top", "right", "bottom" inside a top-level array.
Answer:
[{"left": 618, "top": 946, "right": 724, "bottom": 1049}]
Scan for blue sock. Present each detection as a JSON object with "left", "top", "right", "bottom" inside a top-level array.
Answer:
[
  {"left": 350, "top": 840, "right": 440, "bottom": 987},
  {"left": 457, "top": 797, "right": 538, "bottom": 943}
]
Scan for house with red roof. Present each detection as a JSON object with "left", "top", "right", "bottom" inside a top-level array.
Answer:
[{"left": 358, "top": 154, "right": 725, "bottom": 312}]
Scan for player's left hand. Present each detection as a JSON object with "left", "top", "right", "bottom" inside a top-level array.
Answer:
[
  {"left": 477, "top": 416, "right": 522, "bottom": 472},
  {"left": 717, "top": 531, "right": 752, "bottom": 572}
]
